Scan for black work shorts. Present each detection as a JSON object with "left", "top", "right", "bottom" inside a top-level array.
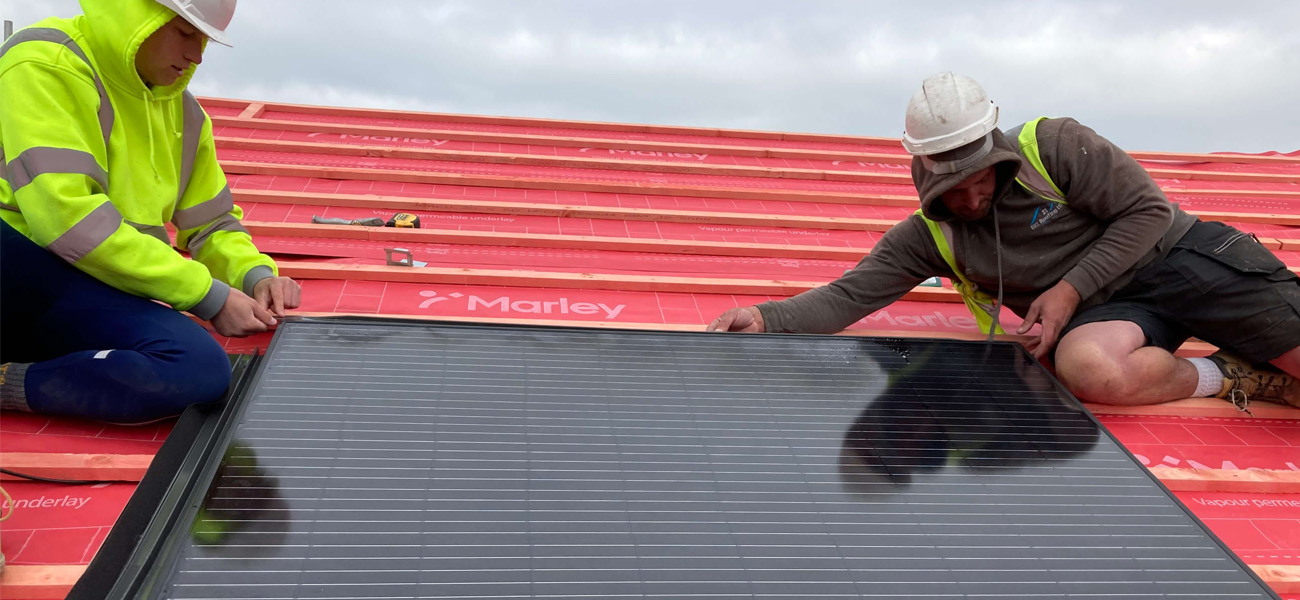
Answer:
[{"left": 1061, "top": 220, "right": 1300, "bottom": 364}]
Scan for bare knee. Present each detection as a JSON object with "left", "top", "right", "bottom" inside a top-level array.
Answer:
[
  {"left": 1053, "top": 321, "right": 1149, "bottom": 404},
  {"left": 1057, "top": 349, "right": 1136, "bottom": 403}
]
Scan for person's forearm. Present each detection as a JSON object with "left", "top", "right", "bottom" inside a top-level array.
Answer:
[
  {"left": 757, "top": 282, "right": 905, "bottom": 333},
  {"left": 757, "top": 217, "right": 938, "bottom": 333}
]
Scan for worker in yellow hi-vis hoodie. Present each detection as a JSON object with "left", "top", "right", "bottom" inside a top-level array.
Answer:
[{"left": 0, "top": 0, "right": 301, "bottom": 423}]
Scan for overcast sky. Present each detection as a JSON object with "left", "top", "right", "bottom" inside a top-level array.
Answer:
[{"left": 5, "top": 1, "right": 1298, "bottom": 153}]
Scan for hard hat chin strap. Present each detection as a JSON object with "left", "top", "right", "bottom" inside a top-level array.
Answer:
[{"left": 920, "top": 133, "right": 994, "bottom": 175}]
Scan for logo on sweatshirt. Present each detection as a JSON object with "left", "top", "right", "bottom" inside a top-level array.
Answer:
[{"left": 1029, "top": 202, "right": 1066, "bottom": 230}]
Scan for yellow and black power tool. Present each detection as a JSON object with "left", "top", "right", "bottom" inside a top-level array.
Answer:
[{"left": 386, "top": 213, "right": 421, "bottom": 228}]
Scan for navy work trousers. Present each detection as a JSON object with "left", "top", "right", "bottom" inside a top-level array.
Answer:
[{"left": 1, "top": 220, "right": 230, "bottom": 423}]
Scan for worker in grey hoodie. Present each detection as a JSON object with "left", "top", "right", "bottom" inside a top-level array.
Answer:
[{"left": 707, "top": 73, "right": 1300, "bottom": 412}]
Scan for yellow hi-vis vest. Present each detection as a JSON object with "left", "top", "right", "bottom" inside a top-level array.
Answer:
[{"left": 916, "top": 117, "right": 1067, "bottom": 335}]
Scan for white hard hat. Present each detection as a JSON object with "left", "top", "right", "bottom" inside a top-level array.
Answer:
[
  {"left": 155, "top": 0, "right": 237, "bottom": 47},
  {"left": 902, "top": 72, "right": 999, "bottom": 172}
]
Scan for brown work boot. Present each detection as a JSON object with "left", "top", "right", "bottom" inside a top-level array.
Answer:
[{"left": 1207, "top": 351, "right": 1300, "bottom": 413}]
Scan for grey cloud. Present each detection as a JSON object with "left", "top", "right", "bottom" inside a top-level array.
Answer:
[{"left": 4, "top": 0, "right": 1298, "bottom": 152}]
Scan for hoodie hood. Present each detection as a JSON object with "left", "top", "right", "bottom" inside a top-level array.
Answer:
[
  {"left": 912, "top": 129, "right": 1024, "bottom": 222},
  {"left": 79, "top": 0, "right": 199, "bottom": 100}
]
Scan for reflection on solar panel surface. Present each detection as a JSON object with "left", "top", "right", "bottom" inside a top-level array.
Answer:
[{"left": 148, "top": 320, "right": 1278, "bottom": 599}]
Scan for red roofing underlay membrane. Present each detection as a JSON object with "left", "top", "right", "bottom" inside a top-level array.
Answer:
[{"left": 1, "top": 98, "right": 1298, "bottom": 599}]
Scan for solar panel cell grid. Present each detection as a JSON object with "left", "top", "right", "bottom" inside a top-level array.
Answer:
[{"left": 150, "top": 321, "right": 1279, "bottom": 599}]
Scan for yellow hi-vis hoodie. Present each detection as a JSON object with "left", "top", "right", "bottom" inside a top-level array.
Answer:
[{"left": 0, "top": 0, "right": 276, "bottom": 320}]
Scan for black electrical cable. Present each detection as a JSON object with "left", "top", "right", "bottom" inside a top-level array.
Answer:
[{"left": 0, "top": 467, "right": 137, "bottom": 485}]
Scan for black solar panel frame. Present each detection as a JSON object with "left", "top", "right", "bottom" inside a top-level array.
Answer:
[
  {"left": 76, "top": 317, "right": 1283, "bottom": 599},
  {"left": 70, "top": 353, "right": 263, "bottom": 600}
]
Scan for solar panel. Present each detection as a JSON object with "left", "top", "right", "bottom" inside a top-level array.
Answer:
[{"left": 118, "top": 319, "right": 1280, "bottom": 599}]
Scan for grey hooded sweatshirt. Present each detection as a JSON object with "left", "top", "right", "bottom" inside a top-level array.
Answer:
[{"left": 757, "top": 118, "right": 1198, "bottom": 333}]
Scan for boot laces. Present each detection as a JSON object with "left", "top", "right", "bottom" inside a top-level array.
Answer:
[{"left": 1225, "top": 385, "right": 1253, "bottom": 416}]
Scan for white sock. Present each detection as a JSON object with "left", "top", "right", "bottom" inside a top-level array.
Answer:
[{"left": 1187, "top": 357, "right": 1225, "bottom": 398}]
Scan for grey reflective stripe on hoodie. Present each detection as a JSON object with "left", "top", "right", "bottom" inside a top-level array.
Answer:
[
  {"left": 46, "top": 201, "right": 123, "bottom": 263},
  {"left": 0, "top": 147, "right": 11, "bottom": 211},
  {"left": 1, "top": 28, "right": 120, "bottom": 258},
  {"left": 125, "top": 220, "right": 170, "bottom": 245},
  {"left": 176, "top": 90, "right": 205, "bottom": 204},
  {"left": 176, "top": 185, "right": 248, "bottom": 256},
  {"left": 133, "top": 88, "right": 211, "bottom": 249},
  {"left": 0, "top": 28, "right": 114, "bottom": 149},
  {"left": 1, "top": 29, "right": 113, "bottom": 197},
  {"left": 172, "top": 90, "right": 244, "bottom": 257},
  {"left": 173, "top": 185, "right": 233, "bottom": 230},
  {"left": 2, "top": 146, "right": 108, "bottom": 193},
  {"left": 186, "top": 213, "right": 249, "bottom": 256}
]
